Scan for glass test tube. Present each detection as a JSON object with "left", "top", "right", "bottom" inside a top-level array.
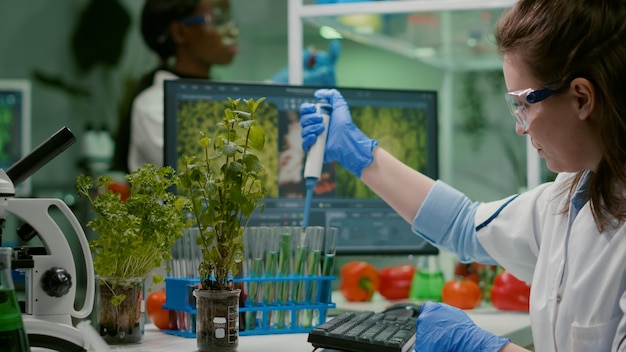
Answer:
[
  {"left": 183, "top": 227, "right": 199, "bottom": 278},
  {"left": 189, "top": 227, "right": 203, "bottom": 334},
  {"left": 178, "top": 231, "right": 188, "bottom": 332},
  {"left": 291, "top": 228, "right": 309, "bottom": 305},
  {"left": 318, "top": 227, "right": 338, "bottom": 324},
  {"left": 273, "top": 226, "right": 295, "bottom": 329},
  {"left": 243, "top": 226, "right": 266, "bottom": 331},
  {"left": 262, "top": 227, "right": 280, "bottom": 329},
  {"left": 298, "top": 226, "right": 324, "bottom": 328},
  {"left": 165, "top": 239, "right": 176, "bottom": 330},
  {"left": 181, "top": 228, "right": 199, "bottom": 333},
  {"left": 171, "top": 234, "right": 185, "bottom": 331}
]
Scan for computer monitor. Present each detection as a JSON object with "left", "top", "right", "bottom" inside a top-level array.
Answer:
[
  {"left": 0, "top": 80, "right": 31, "bottom": 196},
  {"left": 164, "top": 80, "right": 439, "bottom": 256}
]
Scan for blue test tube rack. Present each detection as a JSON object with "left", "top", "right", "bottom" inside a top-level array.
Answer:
[{"left": 161, "top": 275, "right": 336, "bottom": 337}]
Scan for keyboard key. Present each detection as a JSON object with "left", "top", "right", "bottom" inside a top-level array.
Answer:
[
  {"left": 307, "top": 309, "right": 418, "bottom": 352},
  {"left": 313, "top": 311, "right": 355, "bottom": 333}
]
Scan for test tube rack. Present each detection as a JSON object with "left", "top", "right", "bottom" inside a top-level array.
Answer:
[{"left": 162, "top": 275, "right": 336, "bottom": 337}]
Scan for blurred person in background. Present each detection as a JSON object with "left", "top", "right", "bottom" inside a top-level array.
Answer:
[{"left": 112, "top": 0, "right": 238, "bottom": 173}]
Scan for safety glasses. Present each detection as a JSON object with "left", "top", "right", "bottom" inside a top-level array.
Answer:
[
  {"left": 179, "top": 7, "right": 232, "bottom": 28},
  {"left": 504, "top": 86, "right": 557, "bottom": 131}
]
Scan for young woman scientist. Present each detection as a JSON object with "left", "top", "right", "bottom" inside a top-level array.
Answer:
[
  {"left": 300, "top": 0, "right": 626, "bottom": 351},
  {"left": 112, "top": 0, "right": 238, "bottom": 173}
]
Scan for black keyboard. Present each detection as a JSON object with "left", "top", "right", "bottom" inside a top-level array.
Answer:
[{"left": 307, "top": 310, "right": 417, "bottom": 352}]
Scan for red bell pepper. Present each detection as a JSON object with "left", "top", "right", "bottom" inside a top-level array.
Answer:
[
  {"left": 378, "top": 264, "right": 415, "bottom": 300},
  {"left": 490, "top": 270, "right": 531, "bottom": 312},
  {"left": 339, "top": 261, "right": 380, "bottom": 302}
]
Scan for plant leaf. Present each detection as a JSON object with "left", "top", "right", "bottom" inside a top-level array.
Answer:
[
  {"left": 111, "top": 294, "right": 126, "bottom": 307},
  {"left": 221, "top": 141, "right": 238, "bottom": 157},
  {"left": 248, "top": 125, "right": 265, "bottom": 150},
  {"left": 243, "top": 154, "right": 264, "bottom": 173}
]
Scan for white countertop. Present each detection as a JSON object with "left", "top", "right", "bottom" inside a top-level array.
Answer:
[
  {"left": 103, "top": 292, "right": 532, "bottom": 352},
  {"left": 109, "top": 311, "right": 530, "bottom": 352},
  {"left": 32, "top": 292, "right": 532, "bottom": 352}
]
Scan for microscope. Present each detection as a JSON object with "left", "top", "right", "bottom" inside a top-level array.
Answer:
[{"left": 1, "top": 127, "right": 95, "bottom": 351}]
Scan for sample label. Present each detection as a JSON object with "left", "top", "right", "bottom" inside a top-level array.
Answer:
[{"left": 213, "top": 317, "right": 226, "bottom": 338}]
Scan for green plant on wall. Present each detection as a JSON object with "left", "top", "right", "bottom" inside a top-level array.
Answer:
[
  {"left": 0, "top": 107, "right": 12, "bottom": 164},
  {"left": 457, "top": 70, "right": 559, "bottom": 190},
  {"left": 458, "top": 71, "right": 508, "bottom": 149},
  {"left": 458, "top": 70, "right": 533, "bottom": 188}
]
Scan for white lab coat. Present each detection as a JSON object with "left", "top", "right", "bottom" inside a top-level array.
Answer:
[
  {"left": 475, "top": 172, "right": 626, "bottom": 351},
  {"left": 128, "top": 70, "right": 179, "bottom": 172}
]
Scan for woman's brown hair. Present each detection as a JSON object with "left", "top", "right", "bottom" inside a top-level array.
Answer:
[{"left": 495, "top": 0, "right": 626, "bottom": 231}]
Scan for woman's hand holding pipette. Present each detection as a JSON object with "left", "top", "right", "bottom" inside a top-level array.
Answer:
[{"left": 300, "top": 89, "right": 378, "bottom": 178}]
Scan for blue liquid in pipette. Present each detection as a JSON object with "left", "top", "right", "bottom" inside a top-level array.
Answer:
[{"left": 303, "top": 177, "right": 317, "bottom": 228}]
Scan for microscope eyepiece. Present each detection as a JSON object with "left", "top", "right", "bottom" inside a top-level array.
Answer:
[{"left": 6, "top": 127, "right": 76, "bottom": 186}]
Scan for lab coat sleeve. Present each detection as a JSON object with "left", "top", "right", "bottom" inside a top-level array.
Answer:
[
  {"left": 413, "top": 179, "right": 551, "bottom": 284},
  {"left": 412, "top": 180, "right": 496, "bottom": 264},
  {"left": 613, "top": 291, "right": 626, "bottom": 351},
  {"left": 474, "top": 181, "right": 554, "bottom": 283},
  {"left": 128, "top": 88, "right": 164, "bottom": 172}
]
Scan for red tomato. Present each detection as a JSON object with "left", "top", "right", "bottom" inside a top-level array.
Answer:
[
  {"left": 107, "top": 181, "right": 130, "bottom": 202},
  {"left": 442, "top": 279, "right": 482, "bottom": 310},
  {"left": 146, "top": 290, "right": 173, "bottom": 330},
  {"left": 453, "top": 262, "right": 480, "bottom": 284}
]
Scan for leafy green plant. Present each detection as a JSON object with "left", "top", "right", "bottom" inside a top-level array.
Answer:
[
  {"left": 75, "top": 164, "right": 191, "bottom": 287},
  {"left": 178, "top": 97, "right": 268, "bottom": 291}
]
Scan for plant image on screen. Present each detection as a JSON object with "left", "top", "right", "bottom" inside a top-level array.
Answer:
[
  {"left": 0, "top": 106, "right": 13, "bottom": 166},
  {"left": 175, "top": 99, "right": 279, "bottom": 197},
  {"left": 337, "top": 106, "right": 428, "bottom": 198}
]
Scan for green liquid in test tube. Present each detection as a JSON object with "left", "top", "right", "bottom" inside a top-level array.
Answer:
[
  {"left": 292, "top": 245, "right": 308, "bottom": 302},
  {"left": 320, "top": 254, "right": 336, "bottom": 297},
  {"left": 274, "top": 229, "right": 293, "bottom": 329},
  {"left": 321, "top": 254, "right": 336, "bottom": 279},
  {"left": 248, "top": 259, "right": 264, "bottom": 301},
  {"left": 318, "top": 227, "right": 338, "bottom": 323},
  {"left": 245, "top": 258, "right": 264, "bottom": 330},
  {"left": 243, "top": 227, "right": 266, "bottom": 331},
  {"left": 299, "top": 226, "right": 324, "bottom": 328},
  {"left": 263, "top": 228, "right": 280, "bottom": 330},
  {"left": 264, "top": 251, "right": 278, "bottom": 304},
  {"left": 299, "top": 249, "right": 321, "bottom": 328}
]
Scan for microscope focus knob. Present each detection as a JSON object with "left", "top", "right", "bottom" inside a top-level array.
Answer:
[{"left": 41, "top": 267, "right": 73, "bottom": 297}]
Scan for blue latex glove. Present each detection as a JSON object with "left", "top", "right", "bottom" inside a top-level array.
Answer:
[
  {"left": 415, "top": 301, "right": 511, "bottom": 352},
  {"left": 299, "top": 89, "right": 378, "bottom": 178}
]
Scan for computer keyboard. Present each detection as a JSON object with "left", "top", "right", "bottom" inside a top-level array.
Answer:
[{"left": 307, "top": 310, "right": 417, "bottom": 352}]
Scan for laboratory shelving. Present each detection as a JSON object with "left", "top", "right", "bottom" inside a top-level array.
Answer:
[{"left": 286, "top": 0, "right": 542, "bottom": 191}]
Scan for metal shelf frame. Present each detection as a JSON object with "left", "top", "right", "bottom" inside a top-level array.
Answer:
[{"left": 287, "top": 0, "right": 541, "bottom": 190}]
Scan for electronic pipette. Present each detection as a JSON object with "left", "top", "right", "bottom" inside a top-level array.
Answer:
[{"left": 302, "top": 100, "right": 331, "bottom": 228}]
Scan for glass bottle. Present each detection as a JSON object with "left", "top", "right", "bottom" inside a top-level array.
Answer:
[
  {"left": 0, "top": 247, "right": 30, "bottom": 352},
  {"left": 409, "top": 255, "right": 445, "bottom": 302}
]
